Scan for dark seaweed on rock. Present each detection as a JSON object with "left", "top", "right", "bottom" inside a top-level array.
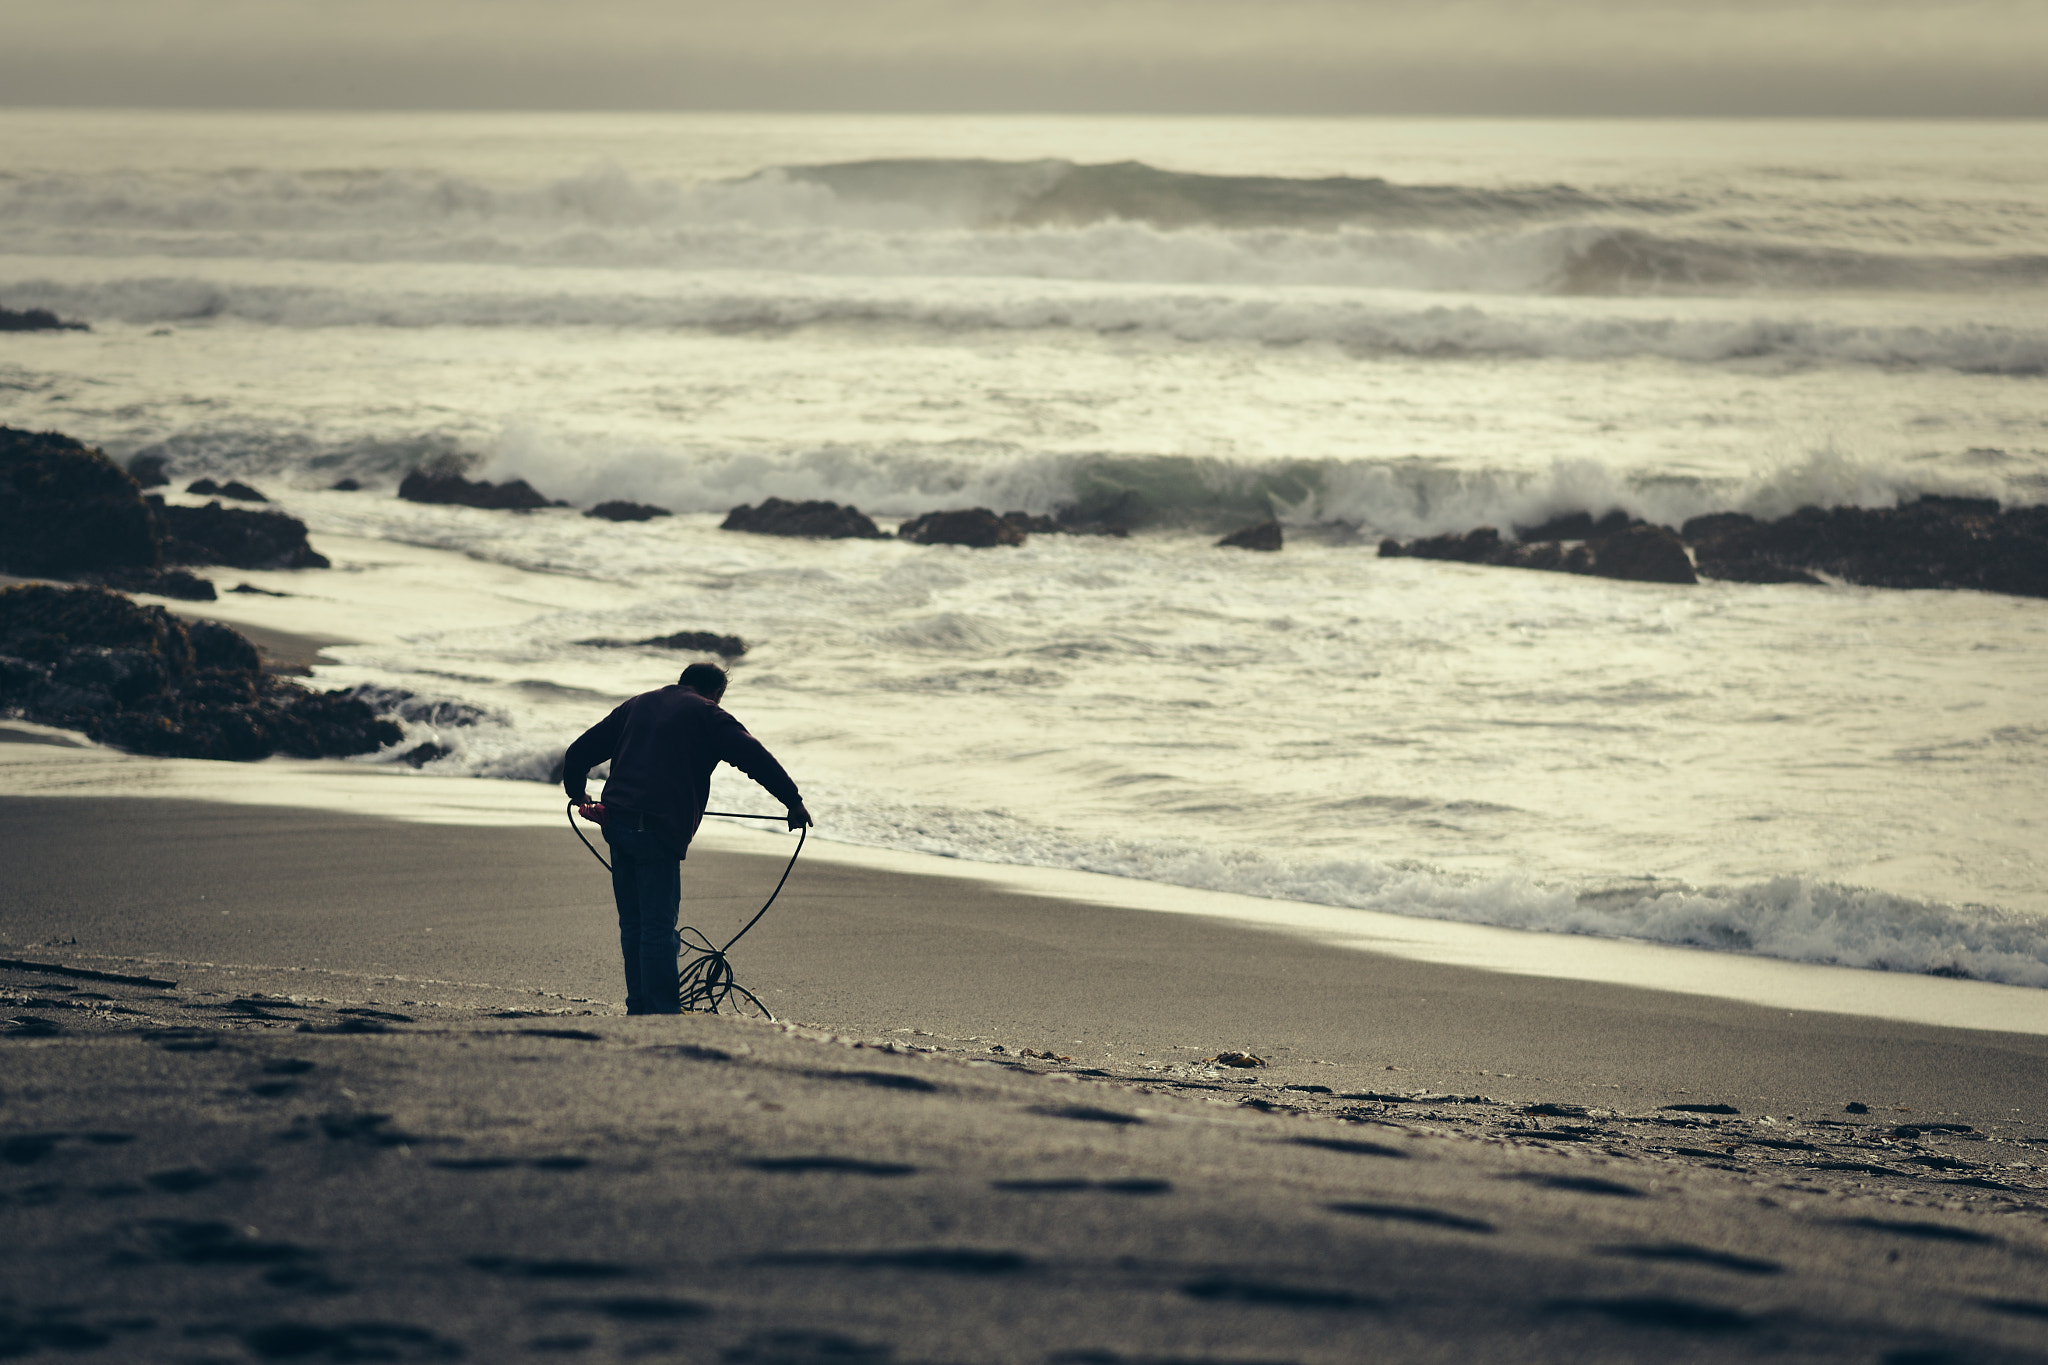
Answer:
[
  {"left": 722, "top": 496, "right": 888, "bottom": 539},
  {"left": 0, "top": 583, "right": 401, "bottom": 762}
]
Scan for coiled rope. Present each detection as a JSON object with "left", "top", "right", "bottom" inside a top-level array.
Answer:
[{"left": 566, "top": 800, "right": 805, "bottom": 1020}]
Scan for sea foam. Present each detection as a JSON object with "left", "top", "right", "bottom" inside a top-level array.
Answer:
[{"left": 9, "top": 271, "right": 2047, "bottom": 375}]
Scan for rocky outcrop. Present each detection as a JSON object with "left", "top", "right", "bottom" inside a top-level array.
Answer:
[
  {"left": 1376, "top": 494, "right": 2048, "bottom": 597},
  {"left": 898, "top": 508, "right": 1026, "bottom": 548},
  {"left": 156, "top": 500, "right": 331, "bottom": 570},
  {"left": 79, "top": 568, "right": 219, "bottom": 602},
  {"left": 3, "top": 427, "right": 331, "bottom": 588},
  {"left": 0, "top": 427, "right": 160, "bottom": 579},
  {"left": 721, "top": 497, "right": 887, "bottom": 539},
  {"left": 1217, "top": 520, "right": 1283, "bottom": 552},
  {"left": 0, "top": 307, "right": 87, "bottom": 332},
  {"left": 186, "top": 478, "right": 269, "bottom": 502},
  {"left": 1379, "top": 517, "right": 1697, "bottom": 585},
  {"left": 331, "top": 478, "right": 362, "bottom": 492},
  {"left": 577, "top": 630, "right": 747, "bottom": 657},
  {"left": 398, "top": 468, "right": 562, "bottom": 510},
  {"left": 0, "top": 583, "right": 401, "bottom": 762},
  {"left": 1682, "top": 496, "right": 2048, "bottom": 597},
  {"left": 586, "top": 500, "right": 672, "bottom": 522}
]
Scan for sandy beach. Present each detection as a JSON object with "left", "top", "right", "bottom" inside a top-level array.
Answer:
[{"left": 5, "top": 792, "right": 2048, "bottom": 1362}]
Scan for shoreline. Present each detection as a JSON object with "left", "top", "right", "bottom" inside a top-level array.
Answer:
[
  {"left": 5, "top": 735, "right": 2044, "bottom": 1036},
  {"left": 5, "top": 794, "right": 2043, "bottom": 1136}
]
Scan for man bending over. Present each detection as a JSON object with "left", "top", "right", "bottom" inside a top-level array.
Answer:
[{"left": 563, "top": 662, "right": 811, "bottom": 1015}]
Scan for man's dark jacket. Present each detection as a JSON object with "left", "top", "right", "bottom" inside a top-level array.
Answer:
[{"left": 563, "top": 685, "right": 802, "bottom": 856}]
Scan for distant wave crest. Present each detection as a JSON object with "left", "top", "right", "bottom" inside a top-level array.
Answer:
[
  {"left": 3, "top": 160, "right": 2042, "bottom": 299},
  {"left": 10, "top": 274, "right": 2047, "bottom": 375}
]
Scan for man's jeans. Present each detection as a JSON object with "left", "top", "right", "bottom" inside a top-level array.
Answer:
[{"left": 603, "top": 823, "right": 682, "bottom": 1015}]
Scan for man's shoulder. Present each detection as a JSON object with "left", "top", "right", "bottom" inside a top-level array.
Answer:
[{"left": 637, "top": 686, "right": 734, "bottom": 720}]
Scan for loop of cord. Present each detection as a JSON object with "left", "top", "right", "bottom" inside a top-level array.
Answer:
[{"left": 566, "top": 800, "right": 805, "bottom": 1021}]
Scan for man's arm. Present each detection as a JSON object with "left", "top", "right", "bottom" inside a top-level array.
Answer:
[
  {"left": 561, "top": 705, "right": 628, "bottom": 804},
  {"left": 711, "top": 710, "right": 810, "bottom": 827}
]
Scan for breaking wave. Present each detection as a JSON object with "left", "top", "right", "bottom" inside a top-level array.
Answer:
[
  {"left": 339, "top": 702, "right": 2048, "bottom": 989},
  {"left": 801, "top": 803, "right": 2048, "bottom": 989},
  {"left": 9, "top": 273, "right": 2047, "bottom": 374},
  {"left": 3, "top": 159, "right": 2042, "bottom": 298},
  {"left": 129, "top": 420, "right": 2042, "bottom": 538}
]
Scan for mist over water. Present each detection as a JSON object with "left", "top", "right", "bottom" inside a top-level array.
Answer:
[{"left": 4, "top": 112, "right": 2046, "bottom": 991}]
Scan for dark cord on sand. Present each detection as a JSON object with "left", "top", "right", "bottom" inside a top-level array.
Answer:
[{"left": 567, "top": 800, "right": 803, "bottom": 1020}]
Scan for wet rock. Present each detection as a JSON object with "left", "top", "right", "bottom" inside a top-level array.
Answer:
[
  {"left": 585, "top": 500, "right": 672, "bottom": 522},
  {"left": 575, "top": 630, "right": 747, "bottom": 657},
  {"left": 721, "top": 497, "right": 887, "bottom": 539},
  {"left": 1380, "top": 526, "right": 1503, "bottom": 565},
  {"left": 899, "top": 508, "right": 1026, "bottom": 548},
  {"left": 1585, "top": 524, "right": 1697, "bottom": 584},
  {"left": 638, "top": 630, "right": 745, "bottom": 656},
  {"left": 1217, "top": 519, "right": 1283, "bottom": 552},
  {"left": 398, "top": 468, "right": 561, "bottom": 510},
  {"left": 127, "top": 454, "right": 171, "bottom": 489},
  {"left": 0, "top": 583, "right": 400, "bottom": 762},
  {"left": 0, "top": 306, "right": 87, "bottom": 332},
  {"left": 1515, "top": 509, "right": 1635, "bottom": 542},
  {"left": 0, "top": 426, "right": 160, "bottom": 578},
  {"left": 1378, "top": 517, "right": 1697, "bottom": 585},
  {"left": 331, "top": 478, "right": 362, "bottom": 491},
  {"left": 186, "top": 478, "right": 268, "bottom": 502},
  {"left": 187, "top": 619, "right": 263, "bottom": 673},
  {"left": 1683, "top": 496, "right": 2048, "bottom": 597},
  {"left": 156, "top": 500, "right": 330, "bottom": 570},
  {"left": 398, "top": 742, "right": 451, "bottom": 768},
  {"left": 1004, "top": 511, "right": 1062, "bottom": 534},
  {"left": 81, "top": 568, "right": 217, "bottom": 602},
  {"left": 0, "top": 582, "right": 190, "bottom": 669}
]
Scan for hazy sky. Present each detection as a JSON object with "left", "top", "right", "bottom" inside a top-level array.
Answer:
[{"left": 4, "top": 0, "right": 2043, "bottom": 116}]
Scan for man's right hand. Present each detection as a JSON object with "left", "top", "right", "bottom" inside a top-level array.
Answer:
[{"left": 787, "top": 802, "right": 813, "bottom": 831}]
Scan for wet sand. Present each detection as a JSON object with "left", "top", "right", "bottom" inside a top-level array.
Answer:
[{"left": 3, "top": 795, "right": 2047, "bottom": 1361}]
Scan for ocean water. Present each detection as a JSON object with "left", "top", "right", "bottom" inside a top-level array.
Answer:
[{"left": 4, "top": 110, "right": 2046, "bottom": 992}]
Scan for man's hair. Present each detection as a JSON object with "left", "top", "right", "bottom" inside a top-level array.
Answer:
[{"left": 678, "top": 662, "right": 728, "bottom": 699}]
